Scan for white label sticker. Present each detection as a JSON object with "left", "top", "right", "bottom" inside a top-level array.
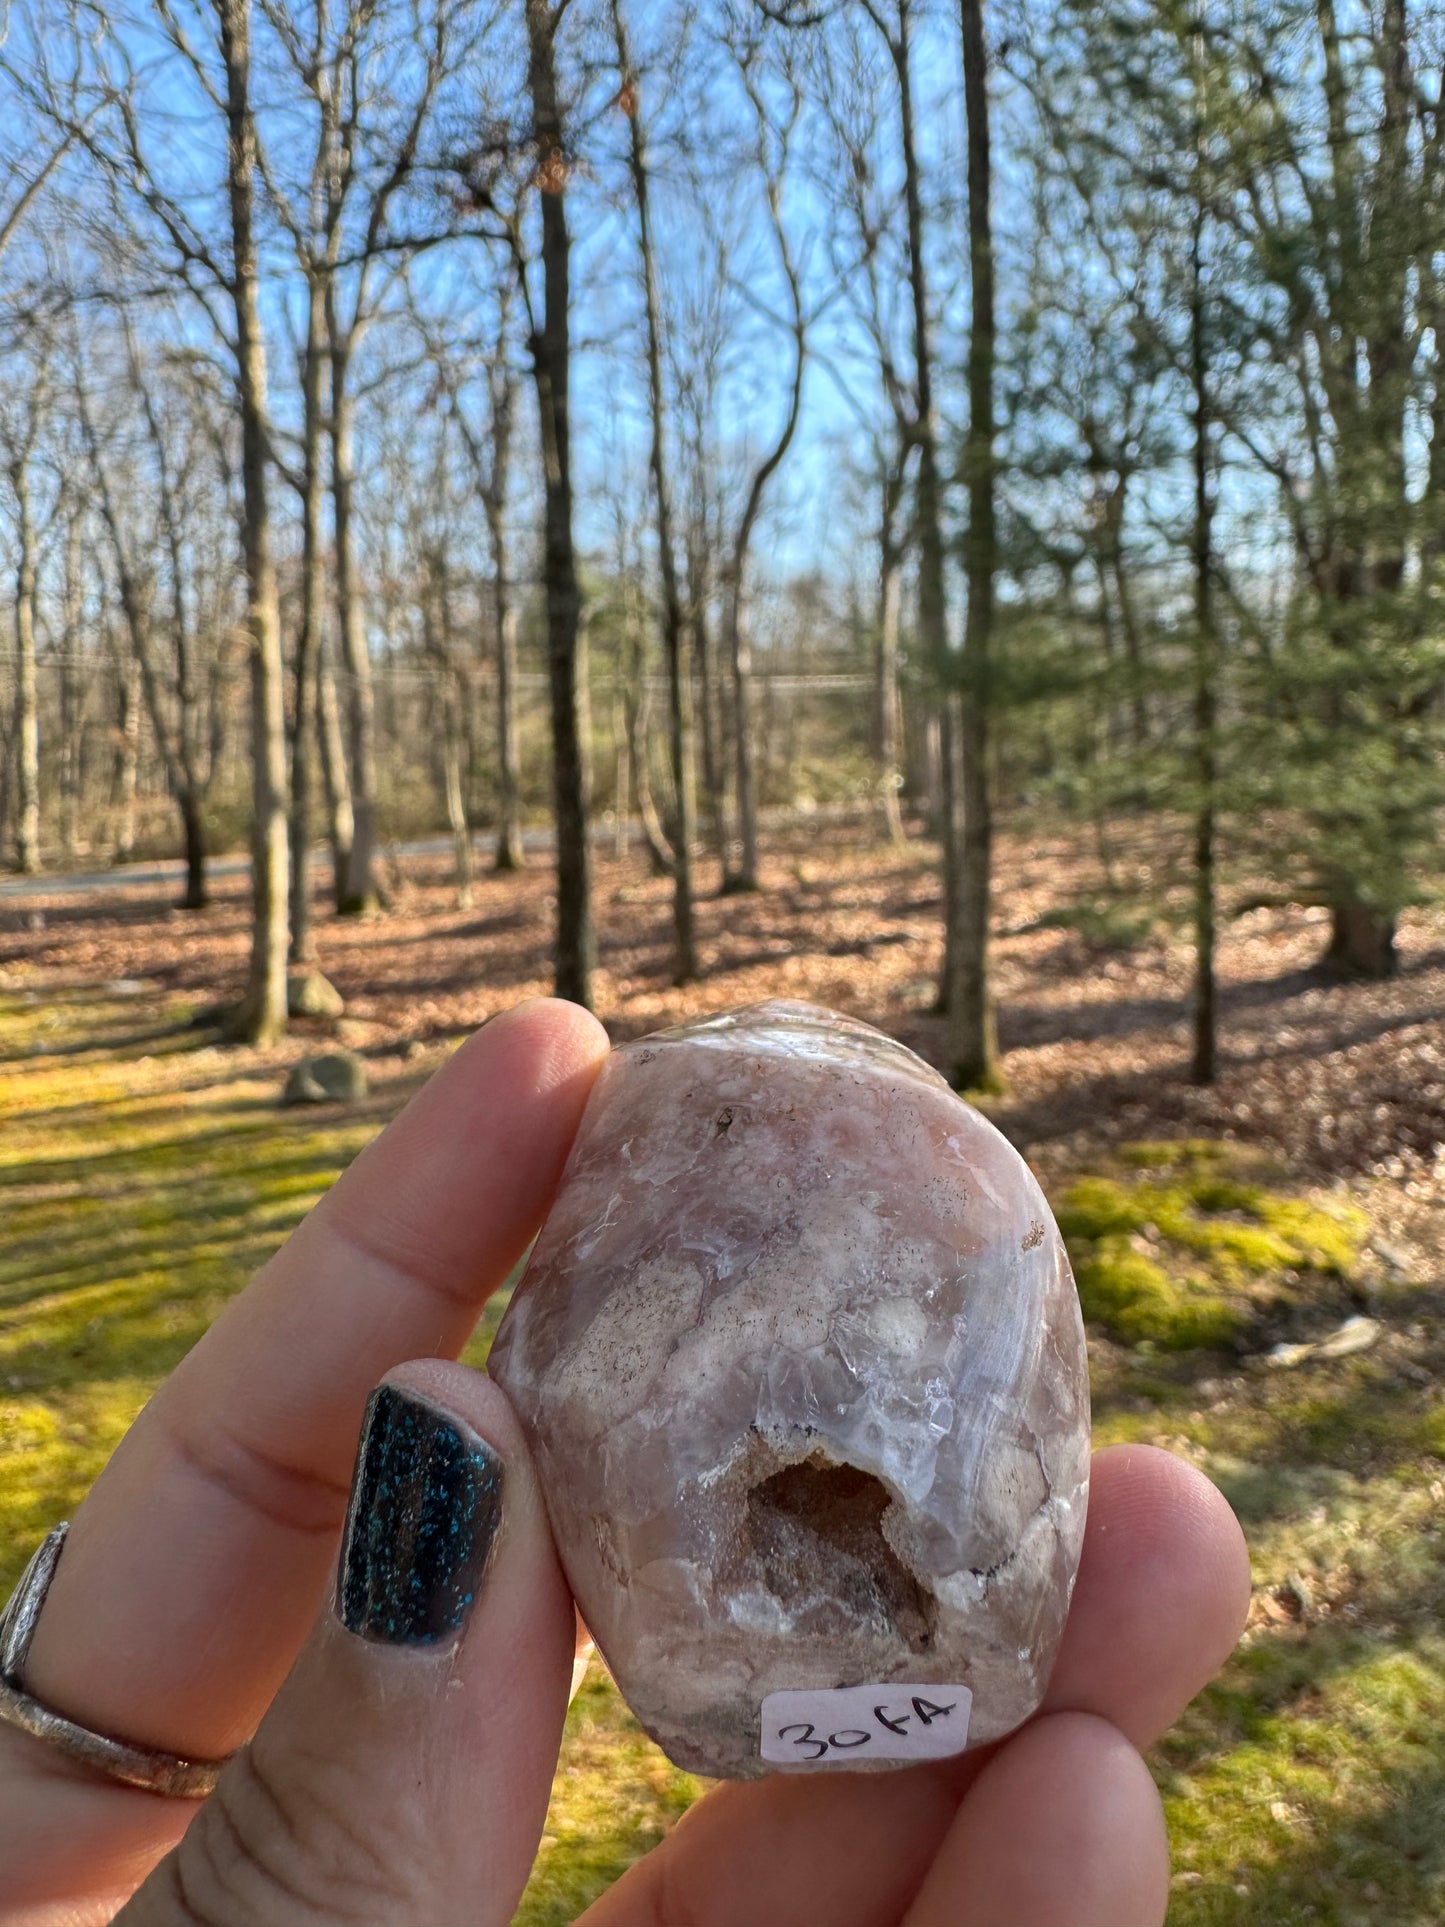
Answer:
[{"left": 760, "top": 1683, "right": 973, "bottom": 1765}]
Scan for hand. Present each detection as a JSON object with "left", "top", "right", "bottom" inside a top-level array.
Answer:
[{"left": 0, "top": 999, "right": 1250, "bottom": 1927}]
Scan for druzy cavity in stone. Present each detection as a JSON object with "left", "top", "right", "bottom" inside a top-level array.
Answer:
[{"left": 489, "top": 1000, "right": 1090, "bottom": 1778}]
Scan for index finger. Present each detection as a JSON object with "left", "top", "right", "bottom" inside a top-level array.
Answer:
[{"left": 20, "top": 998, "right": 607, "bottom": 1760}]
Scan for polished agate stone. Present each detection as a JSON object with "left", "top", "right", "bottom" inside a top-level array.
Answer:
[{"left": 489, "top": 1000, "right": 1090, "bottom": 1778}]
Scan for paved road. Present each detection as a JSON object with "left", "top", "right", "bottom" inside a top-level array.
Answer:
[
  {"left": 0, "top": 804, "right": 865, "bottom": 904},
  {"left": 0, "top": 831, "right": 562, "bottom": 903}
]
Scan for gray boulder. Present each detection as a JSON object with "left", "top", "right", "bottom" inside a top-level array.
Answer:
[
  {"left": 287, "top": 970, "right": 345, "bottom": 1019},
  {"left": 282, "top": 1050, "right": 367, "bottom": 1106}
]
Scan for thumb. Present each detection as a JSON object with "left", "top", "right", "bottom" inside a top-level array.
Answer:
[{"left": 115, "top": 1361, "right": 575, "bottom": 1927}]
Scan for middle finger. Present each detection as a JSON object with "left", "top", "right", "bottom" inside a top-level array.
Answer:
[{"left": 579, "top": 1444, "right": 1249, "bottom": 1927}]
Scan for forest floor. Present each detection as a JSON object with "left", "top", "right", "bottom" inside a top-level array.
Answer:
[{"left": 2, "top": 818, "right": 1443, "bottom": 1925}]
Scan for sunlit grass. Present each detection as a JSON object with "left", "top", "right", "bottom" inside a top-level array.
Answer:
[
  {"left": 1162, "top": 1644, "right": 1445, "bottom": 1924},
  {"left": 515, "top": 1674, "right": 703, "bottom": 1927},
  {"left": 0, "top": 994, "right": 377, "bottom": 1592}
]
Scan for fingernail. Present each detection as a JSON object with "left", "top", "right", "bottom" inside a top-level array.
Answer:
[{"left": 338, "top": 1384, "right": 505, "bottom": 1646}]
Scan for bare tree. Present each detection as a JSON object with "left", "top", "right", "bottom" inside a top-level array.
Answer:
[
  {"left": 605, "top": 486, "right": 676, "bottom": 875},
  {"left": 56, "top": 499, "right": 84, "bottom": 862},
  {"left": 518, "top": 0, "right": 594, "bottom": 1004},
  {"left": 872, "top": 431, "right": 910, "bottom": 848},
  {"left": 24, "top": 0, "right": 291, "bottom": 1037},
  {"left": 418, "top": 542, "right": 476, "bottom": 906},
  {"left": 810, "top": 18, "right": 920, "bottom": 846},
  {"left": 610, "top": 0, "right": 696, "bottom": 980},
  {"left": 259, "top": 0, "right": 469, "bottom": 918},
  {"left": 73, "top": 321, "right": 225, "bottom": 909},
  {"left": 0, "top": 134, "right": 75, "bottom": 273},
  {"left": 848, "top": 0, "right": 956, "bottom": 986},
  {"left": 718, "top": 22, "right": 809, "bottom": 894},
  {"left": 219, "top": 0, "right": 291, "bottom": 1039},
  {"left": 480, "top": 333, "right": 524, "bottom": 874},
  {"left": 674, "top": 229, "right": 730, "bottom": 864},
  {"left": 287, "top": 267, "right": 328, "bottom": 959},
  {"left": 0, "top": 361, "right": 48, "bottom": 874},
  {"left": 316, "top": 624, "right": 356, "bottom": 891},
  {"left": 422, "top": 282, "right": 526, "bottom": 875},
  {"left": 945, "top": 0, "right": 999, "bottom": 1088},
  {"left": 1180, "top": 27, "right": 1221, "bottom": 1083}
]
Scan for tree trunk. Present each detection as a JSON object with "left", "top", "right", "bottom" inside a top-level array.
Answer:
[
  {"left": 59, "top": 514, "right": 82, "bottom": 862},
  {"left": 430, "top": 558, "right": 475, "bottom": 910},
  {"left": 883, "top": 0, "right": 952, "bottom": 1004},
  {"left": 482, "top": 356, "right": 523, "bottom": 874},
  {"left": 721, "top": 569, "right": 759, "bottom": 892},
  {"left": 576, "top": 606, "right": 594, "bottom": 810},
  {"left": 716, "top": 42, "right": 807, "bottom": 895},
  {"left": 919, "top": 709, "right": 943, "bottom": 830},
  {"left": 329, "top": 322, "right": 380, "bottom": 915},
  {"left": 689, "top": 529, "right": 726, "bottom": 865},
  {"left": 316, "top": 625, "right": 356, "bottom": 906},
  {"left": 612, "top": 0, "right": 696, "bottom": 980},
  {"left": 0, "top": 698, "right": 13, "bottom": 862},
  {"left": 180, "top": 788, "right": 209, "bottom": 910},
  {"left": 11, "top": 462, "right": 40, "bottom": 874},
  {"left": 493, "top": 573, "right": 523, "bottom": 873},
  {"left": 58, "top": 653, "right": 79, "bottom": 863},
  {"left": 611, "top": 678, "right": 630, "bottom": 858},
  {"left": 877, "top": 497, "right": 907, "bottom": 849},
  {"left": 1189, "top": 124, "right": 1218, "bottom": 1084},
  {"left": 289, "top": 275, "right": 327, "bottom": 964},
  {"left": 949, "top": 0, "right": 999, "bottom": 1090},
  {"left": 1110, "top": 549, "right": 1149, "bottom": 753},
  {"left": 443, "top": 683, "right": 474, "bottom": 909},
  {"left": 118, "top": 312, "right": 213, "bottom": 912},
  {"left": 223, "top": 0, "right": 289, "bottom": 1044},
  {"left": 525, "top": 0, "right": 594, "bottom": 1006},
  {"left": 624, "top": 610, "right": 674, "bottom": 876},
  {"left": 719, "top": 377, "right": 806, "bottom": 891},
  {"left": 1327, "top": 895, "right": 1398, "bottom": 977},
  {"left": 937, "top": 694, "right": 962, "bottom": 1017},
  {"left": 1308, "top": 0, "right": 1411, "bottom": 976},
  {"left": 115, "top": 652, "right": 140, "bottom": 863}
]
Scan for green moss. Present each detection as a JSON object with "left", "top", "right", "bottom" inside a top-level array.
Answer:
[
  {"left": 1118, "top": 1139, "right": 1236, "bottom": 1169},
  {"left": 1091, "top": 1406, "right": 1187, "bottom": 1448},
  {"left": 1074, "top": 1237, "right": 1242, "bottom": 1350},
  {"left": 1056, "top": 1175, "right": 1146, "bottom": 1240},
  {"left": 1059, "top": 1173, "right": 1362, "bottom": 1276},
  {"left": 1059, "top": 1148, "right": 1365, "bottom": 1349},
  {"left": 1417, "top": 1404, "right": 1445, "bottom": 1461}
]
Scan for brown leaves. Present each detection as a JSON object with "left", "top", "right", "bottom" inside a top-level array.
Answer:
[{"left": 2, "top": 820, "right": 1441, "bottom": 1200}]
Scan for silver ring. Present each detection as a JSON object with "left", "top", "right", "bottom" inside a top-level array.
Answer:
[{"left": 0, "top": 1524, "right": 230, "bottom": 1798}]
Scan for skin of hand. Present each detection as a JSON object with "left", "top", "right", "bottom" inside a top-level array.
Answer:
[{"left": 0, "top": 999, "right": 1251, "bottom": 1927}]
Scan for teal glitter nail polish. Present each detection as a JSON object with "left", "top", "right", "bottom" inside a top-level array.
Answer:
[{"left": 338, "top": 1385, "right": 505, "bottom": 1645}]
